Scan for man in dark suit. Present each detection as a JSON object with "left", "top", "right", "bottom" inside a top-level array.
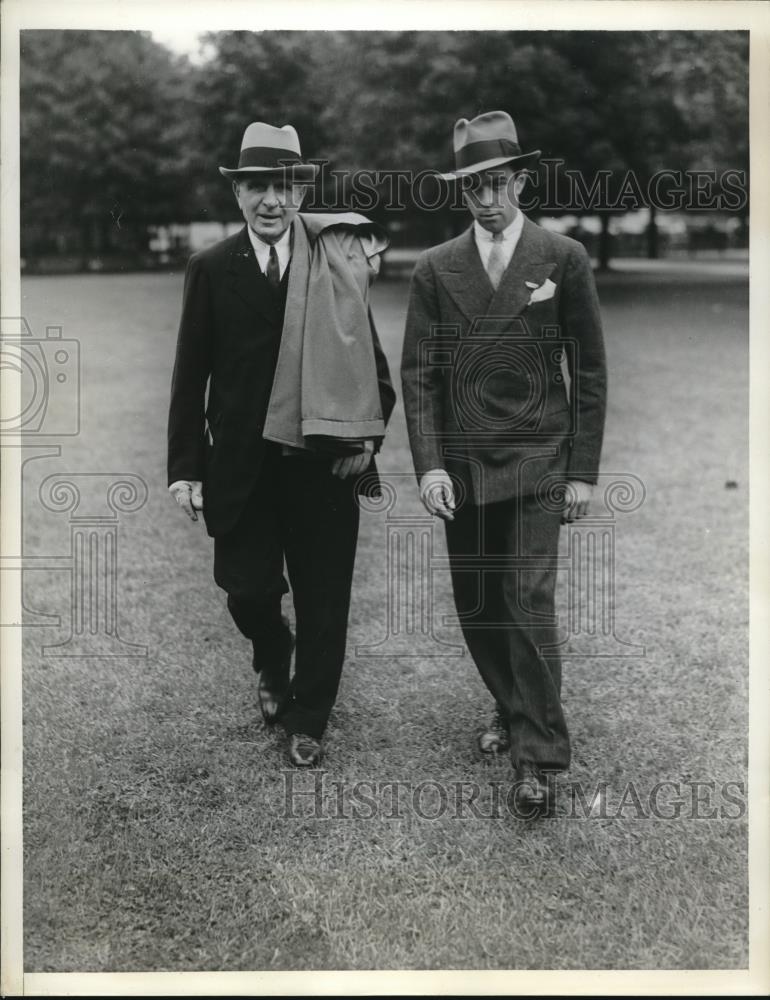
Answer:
[
  {"left": 401, "top": 111, "right": 607, "bottom": 811},
  {"left": 168, "top": 122, "right": 395, "bottom": 767}
]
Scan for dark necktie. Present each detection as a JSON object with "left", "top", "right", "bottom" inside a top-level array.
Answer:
[{"left": 266, "top": 245, "right": 281, "bottom": 289}]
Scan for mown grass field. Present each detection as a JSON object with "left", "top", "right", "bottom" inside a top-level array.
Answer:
[{"left": 19, "top": 260, "right": 748, "bottom": 971}]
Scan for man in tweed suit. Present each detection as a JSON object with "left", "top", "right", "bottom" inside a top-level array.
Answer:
[{"left": 401, "top": 111, "right": 607, "bottom": 811}]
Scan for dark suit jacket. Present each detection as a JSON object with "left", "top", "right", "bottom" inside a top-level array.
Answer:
[
  {"left": 400, "top": 217, "right": 607, "bottom": 505},
  {"left": 167, "top": 225, "right": 396, "bottom": 537}
]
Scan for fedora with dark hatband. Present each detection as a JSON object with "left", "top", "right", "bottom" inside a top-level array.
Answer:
[
  {"left": 439, "top": 110, "right": 540, "bottom": 180},
  {"left": 219, "top": 122, "right": 319, "bottom": 181}
]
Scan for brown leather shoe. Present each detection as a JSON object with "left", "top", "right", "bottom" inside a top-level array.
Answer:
[
  {"left": 512, "top": 761, "right": 552, "bottom": 816},
  {"left": 288, "top": 733, "right": 322, "bottom": 767},
  {"left": 478, "top": 705, "right": 511, "bottom": 755}
]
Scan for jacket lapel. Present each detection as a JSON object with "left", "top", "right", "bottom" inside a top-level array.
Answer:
[
  {"left": 489, "top": 216, "right": 556, "bottom": 318},
  {"left": 226, "top": 226, "right": 280, "bottom": 322},
  {"left": 435, "top": 228, "right": 494, "bottom": 323},
  {"left": 436, "top": 217, "right": 557, "bottom": 325}
]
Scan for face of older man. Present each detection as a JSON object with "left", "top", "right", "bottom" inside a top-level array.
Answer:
[
  {"left": 233, "top": 175, "right": 306, "bottom": 243},
  {"left": 462, "top": 164, "right": 527, "bottom": 234}
]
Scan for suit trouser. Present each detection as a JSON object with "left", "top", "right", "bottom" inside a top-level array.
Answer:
[
  {"left": 213, "top": 444, "right": 360, "bottom": 739},
  {"left": 444, "top": 493, "right": 570, "bottom": 771}
]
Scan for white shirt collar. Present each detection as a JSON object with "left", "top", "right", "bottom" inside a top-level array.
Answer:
[
  {"left": 473, "top": 210, "right": 524, "bottom": 244},
  {"left": 247, "top": 223, "right": 292, "bottom": 277}
]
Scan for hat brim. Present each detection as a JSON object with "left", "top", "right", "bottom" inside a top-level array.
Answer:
[
  {"left": 219, "top": 163, "right": 319, "bottom": 182},
  {"left": 437, "top": 150, "right": 541, "bottom": 181}
]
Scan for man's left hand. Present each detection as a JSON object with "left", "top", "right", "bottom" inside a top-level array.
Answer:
[
  {"left": 332, "top": 440, "right": 375, "bottom": 479},
  {"left": 562, "top": 480, "right": 593, "bottom": 523}
]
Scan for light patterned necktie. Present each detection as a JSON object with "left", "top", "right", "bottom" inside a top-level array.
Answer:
[{"left": 486, "top": 231, "right": 506, "bottom": 290}]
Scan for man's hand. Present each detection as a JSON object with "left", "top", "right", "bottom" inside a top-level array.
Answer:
[
  {"left": 419, "top": 469, "right": 456, "bottom": 520},
  {"left": 332, "top": 440, "right": 374, "bottom": 479},
  {"left": 562, "top": 480, "right": 593, "bottom": 523},
  {"left": 169, "top": 480, "right": 204, "bottom": 522}
]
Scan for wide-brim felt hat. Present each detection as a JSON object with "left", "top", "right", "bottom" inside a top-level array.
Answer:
[
  {"left": 438, "top": 110, "right": 540, "bottom": 180},
  {"left": 219, "top": 122, "right": 319, "bottom": 181}
]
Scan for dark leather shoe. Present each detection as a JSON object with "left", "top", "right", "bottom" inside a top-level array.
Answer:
[
  {"left": 257, "top": 671, "right": 291, "bottom": 725},
  {"left": 288, "top": 733, "right": 322, "bottom": 768},
  {"left": 254, "top": 627, "right": 295, "bottom": 725},
  {"left": 512, "top": 761, "right": 551, "bottom": 815},
  {"left": 478, "top": 704, "right": 511, "bottom": 755}
]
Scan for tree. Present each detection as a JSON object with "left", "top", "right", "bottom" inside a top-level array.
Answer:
[
  {"left": 545, "top": 31, "right": 748, "bottom": 264},
  {"left": 21, "top": 30, "right": 196, "bottom": 257},
  {"left": 190, "top": 31, "right": 339, "bottom": 221},
  {"left": 20, "top": 29, "right": 748, "bottom": 268}
]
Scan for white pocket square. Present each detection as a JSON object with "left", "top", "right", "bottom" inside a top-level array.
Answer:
[{"left": 526, "top": 278, "right": 556, "bottom": 304}]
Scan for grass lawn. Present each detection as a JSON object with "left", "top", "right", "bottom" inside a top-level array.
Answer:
[{"left": 19, "top": 261, "right": 748, "bottom": 971}]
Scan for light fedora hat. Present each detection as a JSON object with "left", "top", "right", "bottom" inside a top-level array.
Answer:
[
  {"left": 438, "top": 110, "right": 540, "bottom": 180},
  {"left": 219, "top": 122, "right": 319, "bottom": 181}
]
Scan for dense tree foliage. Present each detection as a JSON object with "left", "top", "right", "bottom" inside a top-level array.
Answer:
[
  {"left": 19, "top": 29, "right": 748, "bottom": 262},
  {"left": 20, "top": 30, "right": 195, "bottom": 254}
]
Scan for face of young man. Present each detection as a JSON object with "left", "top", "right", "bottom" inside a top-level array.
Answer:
[
  {"left": 233, "top": 175, "right": 306, "bottom": 243},
  {"left": 462, "top": 164, "right": 527, "bottom": 234}
]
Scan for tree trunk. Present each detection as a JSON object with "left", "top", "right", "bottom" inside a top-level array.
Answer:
[
  {"left": 646, "top": 203, "right": 659, "bottom": 259},
  {"left": 598, "top": 214, "right": 611, "bottom": 271}
]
